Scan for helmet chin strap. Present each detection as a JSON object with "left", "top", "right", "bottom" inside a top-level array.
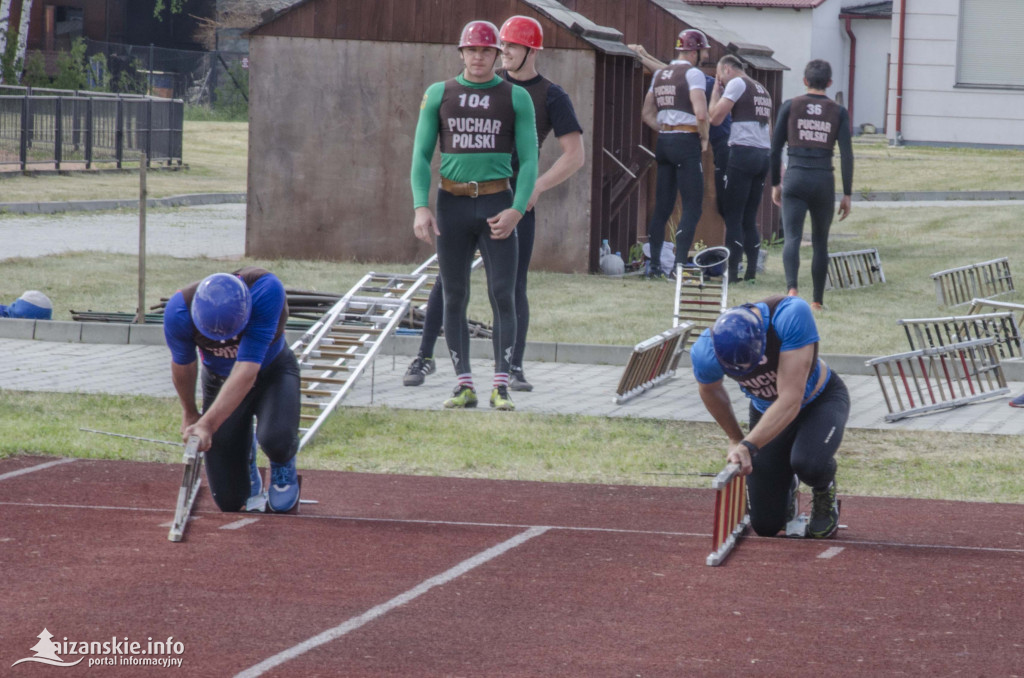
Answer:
[{"left": 515, "top": 47, "right": 531, "bottom": 73}]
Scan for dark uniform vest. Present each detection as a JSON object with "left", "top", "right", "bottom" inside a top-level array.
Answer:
[
  {"left": 438, "top": 79, "right": 516, "bottom": 155},
  {"left": 652, "top": 65, "right": 697, "bottom": 115},
  {"left": 725, "top": 295, "right": 818, "bottom": 403},
  {"left": 180, "top": 267, "right": 288, "bottom": 359},
  {"left": 730, "top": 75, "right": 772, "bottom": 126},
  {"left": 787, "top": 94, "right": 842, "bottom": 151},
  {"left": 517, "top": 74, "right": 554, "bottom": 147}
]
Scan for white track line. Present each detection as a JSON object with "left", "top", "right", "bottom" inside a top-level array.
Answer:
[
  {"left": 0, "top": 458, "right": 75, "bottom": 481},
  {"left": 817, "top": 546, "right": 845, "bottom": 559},
  {"left": 233, "top": 526, "right": 550, "bottom": 678},
  {"left": 220, "top": 517, "right": 260, "bottom": 531},
  {"left": 1, "top": 500, "right": 1022, "bottom": 555}
]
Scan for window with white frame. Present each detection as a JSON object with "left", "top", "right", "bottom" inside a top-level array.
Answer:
[{"left": 957, "top": 0, "right": 1024, "bottom": 88}]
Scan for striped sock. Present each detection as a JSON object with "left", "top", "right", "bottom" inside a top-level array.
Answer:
[
  {"left": 456, "top": 373, "right": 474, "bottom": 390},
  {"left": 493, "top": 373, "right": 509, "bottom": 389}
]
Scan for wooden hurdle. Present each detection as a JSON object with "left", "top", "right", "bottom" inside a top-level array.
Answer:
[
  {"left": 931, "top": 258, "right": 1014, "bottom": 307},
  {"left": 613, "top": 324, "right": 693, "bottom": 404},
  {"left": 898, "top": 312, "right": 1023, "bottom": 361},
  {"left": 673, "top": 265, "right": 728, "bottom": 350},
  {"left": 866, "top": 338, "right": 1009, "bottom": 422},
  {"left": 824, "top": 248, "right": 885, "bottom": 291},
  {"left": 706, "top": 463, "right": 750, "bottom": 567}
]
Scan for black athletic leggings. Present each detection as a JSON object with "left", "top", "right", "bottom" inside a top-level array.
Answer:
[
  {"left": 435, "top": 189, "right": 518, "bottom": 376},
  {"left": 419, "top": 203, "right": 535, "bottom": 370},
  {"left": 745, "top": 373, "right": 849, "bottom": 537},
  {"left": 647, "top": 132, "right": 703, "bottom": 273},
  {"left": 723, "top": 145, "right": 769, "bottom": 280},
  {"left": 781, "top": 166, "right": 837, "bottom": 304},
  {"left": 201, "top": 347, "right": 300, "bottom": 512}
]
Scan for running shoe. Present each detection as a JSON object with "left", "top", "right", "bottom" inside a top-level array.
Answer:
[
  {"left": 509, "top": 367, "right": 533, "bottom": 392},
  {"left": 490, "top": 385, "right": 515, "bottom": 411},
  {"left": 403, "top": 355, "right": 436, "bottom": 387},
  {"left": 268, "top": 457, "right": 300, "bottom": 512},
  {"left": 808, "top": 481, "right": 839, "bottom": 539},
  {"left": 444, "top": 385, "right": 478, "bottom": 409},
  {"left": 1009, "top": 392, "right": 1024, "bottom": 408}
]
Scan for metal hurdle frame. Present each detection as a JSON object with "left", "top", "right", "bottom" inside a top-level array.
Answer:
[
  {"left": 824, "top": 248, "right": 886, "bottom": 291},
  {"left": 968, "top": 298, "right": 1024, "bottom": 343},
  {"left": 168, "top": 436, "right": 202, "bottom": 542},
  {"left": 931, "top": 258, "right": 1014, "bottom": 307},
  {"left": 613, "top": 324, "right": 693, "bottom": 404},
  {"left": 673, "top": 264, "right": 728, "bottom": 350},
  {"left": 866, "top": 338, "right": 1009, "bottom": 422},
  {"left": 898, "top": 312, "right": 1023, "bottom": 361},
  {"left": 706, "top": 463, "right": 750, "bottom": 567}
]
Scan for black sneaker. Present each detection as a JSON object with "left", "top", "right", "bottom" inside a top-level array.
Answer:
[
  {"left": 808, "top": 481, "right": 839, "bottom": 539},
  {"left": 403, "top": 356, "right": 435, "bottom": 386},
  {"left": 509, "top": 367, "right": 533, "bottom": 392}
]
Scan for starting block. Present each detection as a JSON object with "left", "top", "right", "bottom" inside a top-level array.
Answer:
[
  {"left": 706, "top": 463, "right": 750, "bottom": 567},
  {"left": 168, "top": 436, "right": 203, "bottom": 542}
]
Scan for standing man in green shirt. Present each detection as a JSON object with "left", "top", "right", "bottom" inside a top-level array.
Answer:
[{"left": 410, "top": 20, "right": 538, "bottom": 411}]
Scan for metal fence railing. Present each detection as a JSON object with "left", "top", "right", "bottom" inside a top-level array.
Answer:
[{"left": 0, "top": 85, "right": 183, "bottom": 171}]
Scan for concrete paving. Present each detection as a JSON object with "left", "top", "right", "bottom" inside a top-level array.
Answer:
[{"left": 1, "top": 335, "right": 1023, "bottom": 436}]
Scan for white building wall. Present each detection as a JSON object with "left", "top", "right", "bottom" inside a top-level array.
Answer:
[
  {"left": 887, "top": 0, "right": 1024, "bottom": 147},
  {"left": 844, "top": 18, "right": 890, "bottom": 131}
]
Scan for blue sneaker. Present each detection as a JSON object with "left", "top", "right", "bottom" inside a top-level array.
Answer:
[
  {"left": 249, "top": 437, "right": 262, "bottom": 498},
  {"left": 268, "top": 457, "right": 299, "bottom": 512},
  {"left": 1009, "top": 392, "right": 1024, "bottom": 408}
]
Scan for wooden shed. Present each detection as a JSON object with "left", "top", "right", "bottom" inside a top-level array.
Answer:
[
  {"left": 246, "top": 0, "right": 647, "bottom": 273},
  {"left": 561, "top": 0, "right": 788, "bottom": 248}
]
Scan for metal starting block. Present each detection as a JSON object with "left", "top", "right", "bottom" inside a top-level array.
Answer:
[
  {"left": 786, "top": 513, "right": 809, "bottom": 538},
  {"left": 706, "top": 463, "right": 750, "bottom": 567},
  {"left": 168, "top": 436, "right": 203, "bottom": 542}
]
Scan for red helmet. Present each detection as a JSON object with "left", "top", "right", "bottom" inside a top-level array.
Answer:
[
  {"left": 459, "top": 20, "right": 500, "bottom": 49},
  {"left": 675, "top": 28, "right": 710, "bottom": 51},
  {"left": 499, "top": 16, "right": 543, "bottom": 49}
]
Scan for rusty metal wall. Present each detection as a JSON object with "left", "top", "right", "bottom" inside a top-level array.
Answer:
[{"left": 246, "top": 35, "right": 595, "bottom": 272}]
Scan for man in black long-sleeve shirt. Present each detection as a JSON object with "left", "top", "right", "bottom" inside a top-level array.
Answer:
[{"left": 770, "top": 59, "right": 854, "bottom": 310}]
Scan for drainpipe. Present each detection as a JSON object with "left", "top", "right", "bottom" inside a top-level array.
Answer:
[
  {"left": 843, "top": 16, "right": 856, "bottom": 133},
  {"left": 894, "top": 0, "right": 907, "bottom": 145}
]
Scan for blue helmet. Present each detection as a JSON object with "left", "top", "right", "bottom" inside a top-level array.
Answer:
[
  {"left": 190, "top": 273, "right": 251, "bottom": 341},
  {"left": 711, "top": 305, "right": 765, "bottom": 375}
]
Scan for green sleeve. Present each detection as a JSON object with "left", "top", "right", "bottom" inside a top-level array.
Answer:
[
  {"left": 410, "top": 82, "right": 444, "bottom": 209},
  {"left": 510, "top": 85, "right": 538, "bottom": 214}
]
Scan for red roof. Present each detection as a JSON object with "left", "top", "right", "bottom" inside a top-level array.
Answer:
[{"left": 684, "top": 0, "right": 827, "bottom": 7}]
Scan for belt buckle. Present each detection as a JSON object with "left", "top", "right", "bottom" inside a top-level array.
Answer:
[{"left": 469, "top": 180, "right": 479, "bottom": 198}]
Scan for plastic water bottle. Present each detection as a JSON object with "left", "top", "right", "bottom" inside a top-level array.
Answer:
[{"left": 601, "top": 239, "right": 611, "bottom": 257}]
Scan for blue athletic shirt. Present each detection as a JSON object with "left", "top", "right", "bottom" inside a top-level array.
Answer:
[
  {"left": 691, "top": 296, "right": 829, "bottom": 413},
  {"left": 164, "top": 273, "right": 288, "bottom": 377}
]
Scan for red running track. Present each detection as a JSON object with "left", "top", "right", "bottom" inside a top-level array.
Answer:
[{"left": 1, "top": 456, "right": 1022, "bottom": 677}]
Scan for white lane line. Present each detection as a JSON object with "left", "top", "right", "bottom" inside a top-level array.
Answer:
[
  {"left": 2, "top": 501, "right": 1023, "bottom": 555},
  {"left": 817, "top": 546, "right": 845, "bottom": 559},
  {"left": 220, "top": 517, "right": 260, "bottom": 531},
  {"left": 0, "top": 458, "right": 76, "bottom": 481},
  {"left": 233, "top": 526, "right": 550, "bottom": 678}
]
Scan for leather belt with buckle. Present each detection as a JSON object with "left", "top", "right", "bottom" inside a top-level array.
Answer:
[
  {"left": 440, "top": 177, "right": 511, "bottom": 198},
  {"left": 660, "top": 124, "right": 699, "bottom": 133}
]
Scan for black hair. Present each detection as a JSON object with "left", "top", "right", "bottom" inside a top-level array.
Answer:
[{"left": 804, "top": 59, "right": 832, "bottom": 90}]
